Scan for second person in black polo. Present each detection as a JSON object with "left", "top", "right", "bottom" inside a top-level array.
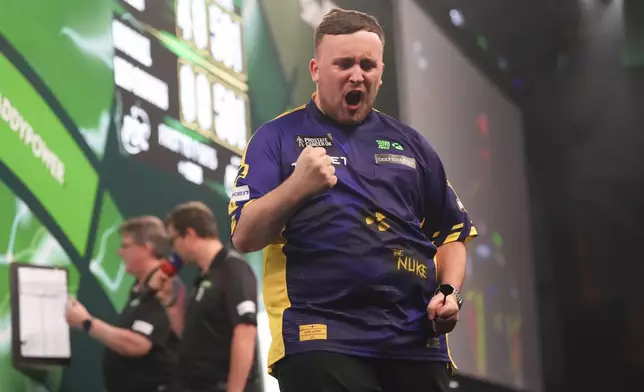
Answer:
[{"left": 151, "top": 201, "right": 260, "bottom": 392}]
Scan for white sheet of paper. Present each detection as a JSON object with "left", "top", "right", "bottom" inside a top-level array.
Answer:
[{"left": 17, "top": 267, "right": 70, "bottom": 359}]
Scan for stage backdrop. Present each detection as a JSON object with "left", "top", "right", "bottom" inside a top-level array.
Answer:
[
  {"left": 0, "top": 1, "right": 398, "bottom": 391},
  {"left": 395, "top": 1, "right": 541, "bottom": 391}
]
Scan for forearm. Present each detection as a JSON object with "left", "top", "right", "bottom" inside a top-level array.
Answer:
[
  {"left": 435, "top": 241, "right": 467, "bottom": 289},
  {"left": 89, "top": 318, "right": 150, "bottom": 357},
  {"left": 164, "top": 298, "right": 185, "bottom": 337},
  {"left": 233, "top": 177, "right": 305, "bottom": 253},
  {"left": 227, "top": 326, "right": 257, "bottom": 392}
]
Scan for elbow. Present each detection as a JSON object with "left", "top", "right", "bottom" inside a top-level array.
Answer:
[{"left": 232, "top": 231, "right": 261, "bottom": 254}]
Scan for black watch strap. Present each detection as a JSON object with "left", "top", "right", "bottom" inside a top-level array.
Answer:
[
  {"left": 436, "top": 284, "right": 463, "bottom": 309},
  {"left": 82, "top": 318, "right": 93, "bottom": 333}
]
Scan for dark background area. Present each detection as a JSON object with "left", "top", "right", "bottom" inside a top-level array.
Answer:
[{"left": 414, "top": 0, "right": 644, "bottom": 391}]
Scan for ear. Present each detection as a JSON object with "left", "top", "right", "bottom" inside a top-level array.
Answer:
[
  {"left": 309, "top": 58, "right": 319, "bottom": 83},
  {"left": 380, "top": 62, "right": 385, "bottom": 87},
  {"left": 185, "top": 227, "right": 197, "bottom": 239}
]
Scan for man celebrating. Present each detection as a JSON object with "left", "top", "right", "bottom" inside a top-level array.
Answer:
[
  {"left": 153, "top": 201, "right": 260, "bottom": 392},
  {"left": 65, "top": 216, "right": 181, "bottom": 392},
  {"left": 229, "top": 8, "right": 478, "bottom": 392}
]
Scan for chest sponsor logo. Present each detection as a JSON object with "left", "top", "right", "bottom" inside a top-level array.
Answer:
[
  {"left": 195, "top": 280, "right": 212, "bottom": 302},
  {"left": 296, "top": 134, "right": 333, "bottom": 148},
  {"left": 374, "top": 154, "right": 416, "bottom": 169},
  {"left": 231, "top": 185, "right": 250, "bottom": 202},
  {"left": 291, "top": 156, "right": 347, "bottom": 167},
  {"left": 376, "top": 139, "right": 404, "bottom": 151}
]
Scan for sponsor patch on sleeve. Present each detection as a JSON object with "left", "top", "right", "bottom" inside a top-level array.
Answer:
[
  {"left": 236, "top": 300, "right": 256, "bottom": 316},
  {"left": 231, "top": 185, "right": 250, "bottom": 202},
  {"left": 132, "top": 320, "right": 154, "bottom": 336}
]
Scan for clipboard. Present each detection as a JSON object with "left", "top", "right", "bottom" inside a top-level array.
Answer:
[{"left": 9, "top": 263, "right": 71, "bottom": 368}]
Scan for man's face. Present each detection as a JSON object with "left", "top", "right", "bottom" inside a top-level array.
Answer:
[
  {"left": 117, "top": 234, "right": 150, "bottom": 276},
  {"left": 310, "top": 30, "right": 384, "bottom": 125},
  {"left": 167, "top": 224, "right": 195, "bottom": 262}
]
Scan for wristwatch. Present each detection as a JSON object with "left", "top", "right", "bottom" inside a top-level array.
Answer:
[
  {"left": 435, "top": 284, "right": 463, "bottom": 309},
  {"left": 82, "top": 318, "right": 93, "bottom": 333}
]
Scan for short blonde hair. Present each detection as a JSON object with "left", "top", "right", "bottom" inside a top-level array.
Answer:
[{"left": 314, "top": 8, "right": 385, "bottom": 51}]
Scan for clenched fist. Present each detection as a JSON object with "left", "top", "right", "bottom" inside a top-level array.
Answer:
[{"left": 291, "top": 146, "right": 338, "bottom": 197}]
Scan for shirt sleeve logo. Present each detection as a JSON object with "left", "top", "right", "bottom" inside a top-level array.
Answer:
[
  {"left": 374, "top": 154, "right": 417, "bottom": 169},
  {"left": 231, "top": 185, "right": 250, "bottom": 202},
  {"left": 296, "top": 134, "right": 333, "bottom": 148},
  {"left": 132, "top": 320, "right": 154, "bottom": 336},
  {"left": 236, "top": 300, "right": 256, "bottom": 316}
]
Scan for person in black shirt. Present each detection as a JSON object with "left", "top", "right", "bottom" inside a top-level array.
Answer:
[
  {"left": 65, "top": 216, "right": 183, "bottom": 392},
  {"left": 151, "top": 201, "right": 260, "bottom": 392}
]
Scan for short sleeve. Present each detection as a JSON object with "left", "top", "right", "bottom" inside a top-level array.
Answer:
[
  {"left": 419, "top": 140, "right": 478, "bottom": 247},
  {"left": 228, "top": 124, "right": 282, "bottom": 235},
  {"left": 129, "top": 281, "right": 181, "bottom": 345},
  {"left": 222, "top": 257, "right": 258, "bottom": 327}
]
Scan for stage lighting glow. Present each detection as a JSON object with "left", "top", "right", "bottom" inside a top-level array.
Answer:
[{"left": 449, "top": 9, "right": 464, "bottom": 27}]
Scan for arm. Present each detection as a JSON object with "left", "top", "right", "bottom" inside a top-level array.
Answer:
[
  {"left": 232, "top": 176, "right": 305, "bottom": 253},
  {"left": 89, "top": 318, "right": 152, "bottom": 357},
  {"left": 435, "top": 241, "right": 467, "bottom": 290},
  {"left": 149, "top": 272, "right": 187, "bottom": 337},
  {"left": 65, "top": 299, "right": 166, "bottom": 357},
  {"left": 227, "top": 324, "right": 257, "bottom": 392},
  {"left": 229, "top": 125, "right": 287, "bottom": 253},
  {"left": 223, "top": 257, "right": 259, "bottom": 392},
  {"left": 229, "top": 125, "right": 336, "bottom": 253},
  {"left": 420, "top": 143, "right": 477, "bottom": 330},
  {"left": 162, "top": 279, "right": 186, "bottom": 337}
]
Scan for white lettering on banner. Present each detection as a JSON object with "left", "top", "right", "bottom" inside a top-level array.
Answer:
[
  {"left": 0, "top": 93, "right": 65, "bottom": 185},
  {"left": 178, "top": 160, "right": 204, "bottom": 185},
  {"left": 299, "top": 0, "right": 339, "bottom": 28},
  {"left": 158, "top": 123, "right": 218, "bottom": 170},
  {"left": 114, "top": 56, "right": 169, "bottom": 110},
  {"left": 112, "top": 20, "right": 152, "bottom": 67},
  {"left": 291, "top": 156, "right": 347, "bottom": 167},
  {"left": 124, "top": 0, "right": 145, "bottom": 11},
  {"left": 121, "top": 105, "right": 151, "bottom": 155},
  {"left": 224, "top": 156, "right": 241, "bottom": 197},
  {"left": 231, "top": 185, "right": 250, "bottom": 202}
]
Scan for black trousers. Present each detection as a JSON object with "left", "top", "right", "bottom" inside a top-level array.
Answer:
[{"left": 274, "top": 351, "right": 451, "bottom": 392}]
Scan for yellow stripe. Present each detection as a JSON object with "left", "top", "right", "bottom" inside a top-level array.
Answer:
[
  {"left": 432, "top": 255, "right": 438, "bottom": 282},
  {"left": 446, "top": 333, "right": 458, "bottom": 370},
  {"left": 444, "top": 231, "right": 462, "bottom": 244},
  {"left": 273, "top": 104, "right": 306, "bottom": 120},
  {"left": 465, "top": 225, "right": 479, "bottom": 243},
  {"left": 263, "top": 236, "right": 291, "bottom": 372},
  {"left": 451, "top": 223, "right": 464, "bottom": 231},
  {"left": 432, "top": 231, "right": 440, "bottom": 239}
]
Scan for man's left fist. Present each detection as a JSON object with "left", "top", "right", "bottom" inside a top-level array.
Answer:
[{"left": 426, "top": 292, "right": 459, "bottom": 335}]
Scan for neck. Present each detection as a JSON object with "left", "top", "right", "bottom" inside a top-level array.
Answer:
[
  {"left": 194, "top": 239, "right": 224, "bottom": 273},
  {"left": 135, "top": 259, "right": 162, "bottom": 286}
]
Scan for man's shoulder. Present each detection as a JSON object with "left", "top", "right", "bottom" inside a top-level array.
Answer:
[{"left": 253, "top": 104, "right": 308, "bottom": 138}]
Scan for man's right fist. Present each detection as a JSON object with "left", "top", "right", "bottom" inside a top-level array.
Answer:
[{"left": 291, "top": 146, "right": 338, "bottom": 197}]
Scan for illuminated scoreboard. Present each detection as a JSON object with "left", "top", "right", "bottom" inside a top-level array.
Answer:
[{"left": 112, "top": 0, "right": 249, "bottom": 196}]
